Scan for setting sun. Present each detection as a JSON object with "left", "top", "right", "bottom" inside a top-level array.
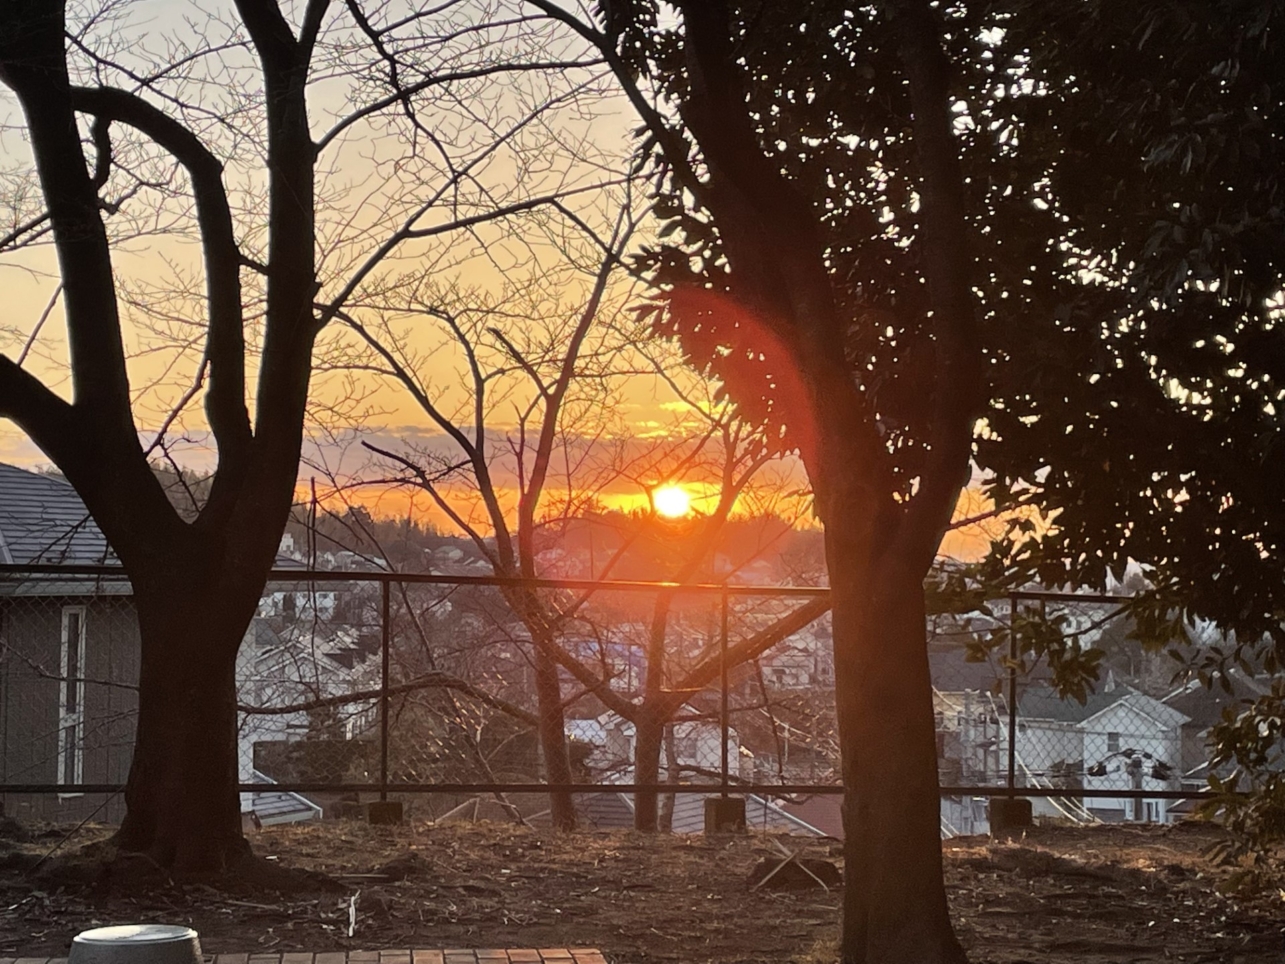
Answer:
[{"left": 653, "top": 484, "right": 692, "bottom": 518}]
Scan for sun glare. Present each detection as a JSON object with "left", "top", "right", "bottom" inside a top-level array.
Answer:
[{"left": 653, "top": 485, "right": 692, "bottom": 519}]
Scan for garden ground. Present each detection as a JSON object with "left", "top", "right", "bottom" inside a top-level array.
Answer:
[{"left": 0, "top": 817, "right": 1281, "bottom": 963}]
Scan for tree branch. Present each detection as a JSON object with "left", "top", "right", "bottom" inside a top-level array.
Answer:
[
  {"left": 361, "top": 440, "right": 498, "bottom": 567},
  {"left": 315, "top": 60, "right": 605, "bottom": 154},
  {"left": 517, "top": 206, "right": 634, "bottom": 578},
  {"left": 0, "top": 5, "right": 132, "bottom": 430},
  {"left": 69, "top": 85, "right": 252, "bottom": 478},
  {"left": 882, "top": 0, "right": 983, "bottom": 576},
  {"left": 664, "top": 595, "right": 831, "bottom": 718},
  {"left": 0, "top": 356, "right": 82, "bottom": 472},
  {"left": 239, "top": 671, "right": 540, "bottom": 728},
  {"left": 0, "top": 212, "right": 51, "bottom": 252},
  {"left": 524, "top": 0, "right": 705, "bottom": 201}
]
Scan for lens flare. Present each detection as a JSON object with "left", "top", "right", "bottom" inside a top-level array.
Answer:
[{"left": 653, "top": 485, "right": 692, "bottom": 518}]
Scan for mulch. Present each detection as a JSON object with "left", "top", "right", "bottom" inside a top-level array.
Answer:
[{"left": 0, "top": 817, "right": 1281, "bottom": 963}]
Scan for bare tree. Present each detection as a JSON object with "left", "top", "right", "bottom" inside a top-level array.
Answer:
[
  {"left": 340, "top": 198, "right": 639, "bottom": 827},
  {"left": 341, "top": 208, "right": 831, "bottom": 830},
  {"left": 0, "top": 0, "right": 609, "bottom": 870}
]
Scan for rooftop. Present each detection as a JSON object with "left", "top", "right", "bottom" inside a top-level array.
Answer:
[{"left": 0, "top": 463, "right": 113, "bottom": 566}]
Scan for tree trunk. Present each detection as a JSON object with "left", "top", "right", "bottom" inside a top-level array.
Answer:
[
  {"left": 633, "top": 711, "right": 664, "bottom": 831},
  {"left": 114, "top": 584, "right": 253, "bottom": 872},
  {"left": 829, "top": 529, "right": 965, "bottom": 963},
  {"left": 659, "top": 723, "right": 678, "bottom": 832},
  {"left": 532, "top": 643, "right": 576, "bottom": 830}
]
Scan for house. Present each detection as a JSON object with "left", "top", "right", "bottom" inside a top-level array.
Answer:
[
  {"left": 0, "top": 464, "right": 137, "bottom": 823},
  {"left": 757, "top": 616, "right": 834, "bottom": 689},
  {"left": 929, "top": 645, "right": 1016, "bottom": 787},
  {"left": 774, "top": 791, "right": 992, "bottom": 840},
  {"left": 553, "top": 708, "right": 826, "bottom": 834},
  {"left": 237, "top": 618, "right": 380, "bottom": 789},
  {"left": 1163, "top": 670, "right": 1272, "bottom": 775},
  {"left": 0, "top": 463, "right": 335, "bottom": 825},
  {"left": 1077, "top": 686, "right": 1186, "bottom": 823},
  {"left": 242, "top": 769, "right": 323, "bottom": 828},
  {"left": 929, "top": 603, "right": 1202, "bottom": 827},
  {"left": 999, "top": 681, "right": 1187, "bottom": 824}
]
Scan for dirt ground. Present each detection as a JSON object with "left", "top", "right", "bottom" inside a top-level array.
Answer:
[{"left": 0, "top": 818, "right": 1282, "bottom": 964}]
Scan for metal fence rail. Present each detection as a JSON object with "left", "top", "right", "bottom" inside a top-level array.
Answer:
[{"left": 0, "top": 565, "right": 1230, "bottom": 831}]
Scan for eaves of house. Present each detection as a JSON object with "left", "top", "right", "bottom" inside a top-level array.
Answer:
[
  {"left": 1080, "top": 689, "right": 1189, "bottom": 732},
  {"left": 1017, "top": 684, "right": 1127, "bottom": 724},
  {"left": 241, "top": 769, "right": 322, "bottom": 825},
  {"left": 528, "top": 790, "right": 826, "bottom": 836}
]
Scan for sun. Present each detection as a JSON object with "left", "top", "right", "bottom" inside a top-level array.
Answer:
[{"left": 653, "top": 484, "right": 692, "bottom": 519}]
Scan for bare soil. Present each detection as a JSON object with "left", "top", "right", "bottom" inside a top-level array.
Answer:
[{"left": 0, "top": 818, "right": 1281, "bottom": 963}]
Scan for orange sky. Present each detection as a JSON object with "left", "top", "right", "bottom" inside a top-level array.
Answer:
[
  {"left": 292, "top": 447, "right": 1005, "bottom": 564},
  {"left": 0, "top": 6, "right": 1008, "bottom": 569}
]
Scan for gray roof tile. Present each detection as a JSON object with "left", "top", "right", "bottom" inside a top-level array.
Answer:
[{"left": 0, "top": 463, "right": 114, "bottom": 564}]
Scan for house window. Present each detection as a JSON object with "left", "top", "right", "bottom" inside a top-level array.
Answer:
[
  {"left": 1107, "top": 731, "right": 1120, "bottom": 754},
  {"left": 58, "top": 607, "right": 86, "bottom": 793}
]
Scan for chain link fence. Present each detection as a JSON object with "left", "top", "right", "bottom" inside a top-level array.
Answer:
[
  {"left": 929, "top": 591, "right": 1232, "bottom": 834},
  {"left": 0, "top": 568, "right": 1236, "bottom": 833}
]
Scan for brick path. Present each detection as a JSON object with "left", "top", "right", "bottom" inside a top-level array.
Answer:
[{"left": 4, "top": 952, "right": 606, "bottom": 964}]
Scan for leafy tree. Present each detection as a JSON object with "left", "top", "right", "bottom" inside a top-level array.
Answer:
[
  {"left": 971, "top": 0, "right": 1285, "bottom": 865},
  {"left": 518, "top": 0, "right": 1052, "bottom": 958},
  {"left": 977, "top": 0, "right": 1285, "bottom": 619}
]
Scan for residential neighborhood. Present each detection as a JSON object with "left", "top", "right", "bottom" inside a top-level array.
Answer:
[{"left": 0, "top": 460, "right": 1265, "bottom": 839}]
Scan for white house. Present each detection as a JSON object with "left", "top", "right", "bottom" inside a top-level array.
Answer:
[
  {"left": 1004, "top": 681, "right": 1187, "bottom": 824},
  {"left": 1079, "top": 689, "right": 1186, "bottom": 823},
  {"left": 236, "top": 617, "right": 379, "bottom": 807}
]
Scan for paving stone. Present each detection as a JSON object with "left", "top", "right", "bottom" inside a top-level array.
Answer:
[{"left": 12, "top": 949, "right": 605, "bottom": 964}]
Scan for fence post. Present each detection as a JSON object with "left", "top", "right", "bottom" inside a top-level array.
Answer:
[
  {"left": 380, "top": 577, "right": 391, "bottom": 803},
  {"left": 1007, "top": 591, "right": 1019, "bottom": 794},
  {"left": 720, "top": 590, "right": 729, "bottom": 798}
]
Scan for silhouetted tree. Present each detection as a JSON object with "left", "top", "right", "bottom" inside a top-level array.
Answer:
[{"left": 0, "top": 0, "right": 604, "bottom": 870}]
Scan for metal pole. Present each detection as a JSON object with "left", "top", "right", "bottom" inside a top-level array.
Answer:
[
  {"left": 1007, "top": 592, "right": 1018, "bottom": 795},
  {"left": 720, "top": 591, "right": 729, "bottom": 798},
  {"left": 380, "top": 578, "right": 391, "bottom": 803}
]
